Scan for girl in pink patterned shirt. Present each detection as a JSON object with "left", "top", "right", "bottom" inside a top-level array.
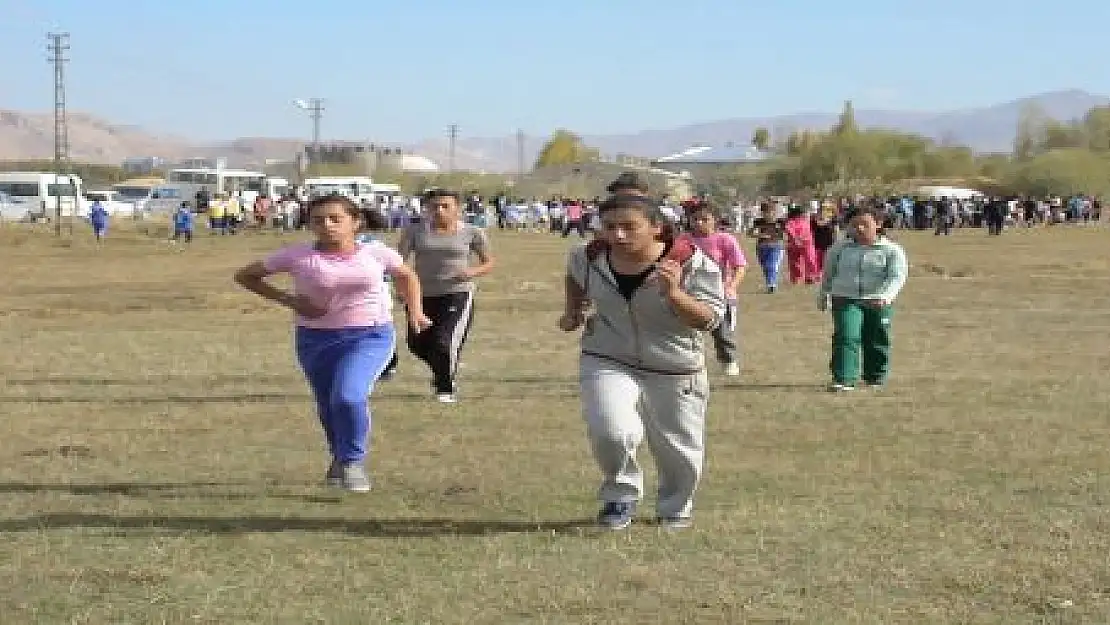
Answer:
[
  {"left": 681, "top": 204, "right": 747, "bottom": 376},
  {"left": 234, "top": 195, "right": 431, "bottom": 492}
]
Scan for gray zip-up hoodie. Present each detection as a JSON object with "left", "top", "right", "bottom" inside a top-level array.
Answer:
[{"left": 566, "top": 239, "right": 726, "bottom": 375}]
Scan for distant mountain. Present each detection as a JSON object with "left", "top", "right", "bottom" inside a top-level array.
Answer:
[
  {"left": 450, "top": 89, "right": 1110, "bottom": 168},
  {"left": 1, "top": 90, "right": 1107, "bottom": 172}
]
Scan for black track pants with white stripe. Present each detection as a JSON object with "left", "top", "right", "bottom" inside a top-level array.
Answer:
[{"left": 406, "top": 291, "right": 475, "bottom": 394}]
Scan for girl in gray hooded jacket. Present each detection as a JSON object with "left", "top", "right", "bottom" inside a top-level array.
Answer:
[{"left": 559, "top": 194, "right": 726, "bottom": 530}]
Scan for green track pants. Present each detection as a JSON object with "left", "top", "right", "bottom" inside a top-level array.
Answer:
[{"left": 830, "top": 298, "right": 893, "bottom": 385}]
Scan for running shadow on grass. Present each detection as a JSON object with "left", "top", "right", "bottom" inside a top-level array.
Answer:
[
  {"left": 1, "top": 374, "right": 299, "bottom": 387},
  {"left": 0, "top": 481, "right": 251, "bottom": 495},
  {"left": 0, "top": 481, "right": 340, "bottom": 504},
  {"left": 0, "top": 391, "right": 433, "bottom": 405},
  {"left": 0, "top": 514, "right": 596, "bottom": 538},
  {"left": 718, "top": 382, "right": 829, "bottom": 391},
  {"left": 0, "top": 393, "right": 308, "bottom": 405}
]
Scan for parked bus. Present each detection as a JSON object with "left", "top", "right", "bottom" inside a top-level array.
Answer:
[
  {"left": 0, "top": 172, "right": 83, "bottom": 218},
  {"left": 165, "top": 167, "right": 265, "bottom": 206},
  {"left": 166, "top": 168, "right": 290, "bottom": 209}
]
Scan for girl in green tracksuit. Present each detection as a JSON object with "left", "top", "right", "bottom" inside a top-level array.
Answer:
[{"left": 817, "top": 206, "right": 909, "bottom": 391}]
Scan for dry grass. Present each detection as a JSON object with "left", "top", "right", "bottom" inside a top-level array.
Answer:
[{"left": 0, "top": 221, "right": 1108, "bottom": 624}]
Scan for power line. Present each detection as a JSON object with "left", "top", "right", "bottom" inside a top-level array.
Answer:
[
  {"left": 47, "top": 32, "right": 70, "bottom": 237},
  {"left": 447, "top": 124, "right": 459, "bottom": 173}
]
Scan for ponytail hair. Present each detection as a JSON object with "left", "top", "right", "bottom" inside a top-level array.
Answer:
[{"left": 361, "top": 208, "right": 389, "bottom": 232}]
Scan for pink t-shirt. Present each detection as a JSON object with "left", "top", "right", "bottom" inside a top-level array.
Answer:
[
  {"left": 263, "top": 241, "right": 402, "bottom": 329},
  {"left": 684, "top": 232, "right": 747, "bottom": 299}
]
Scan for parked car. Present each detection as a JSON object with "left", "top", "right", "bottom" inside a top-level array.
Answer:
[{"left": 0, "top": 191, "right": 32, "bottom": 221}]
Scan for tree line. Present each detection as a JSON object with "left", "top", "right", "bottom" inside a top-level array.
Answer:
[{"left": 531, "top": 101, "right": 1110, "bottom": 203}]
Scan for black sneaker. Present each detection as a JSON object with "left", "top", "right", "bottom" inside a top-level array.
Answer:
[{"left": 598, "top": 502, "right": 635, "bottom": 530}]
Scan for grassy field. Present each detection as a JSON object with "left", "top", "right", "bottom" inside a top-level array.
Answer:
[{"left": 0, "top": 221, "right": 1108, "bottom": 624}]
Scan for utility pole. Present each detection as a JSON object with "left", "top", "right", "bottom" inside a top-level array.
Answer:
[
  {"left": 47, "top": 32, "right": 70, "bottom": 237},
  {"left": 294, "top": 98, "right": 324, "bottom": 181},
  {"left": 307, "top": 98, "right": 324, "bottom": 149},
  {"left": 516, "top": 128, "right": 525, "bottom": 181},
  {"left": 447, "top": 123, "right": 459, "bottom": 173}
]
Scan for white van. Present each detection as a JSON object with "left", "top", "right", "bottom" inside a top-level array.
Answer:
[
  {"left": 111, "top": 183, "right": 185, "bottom": 215},
  {"left": 0, "top": 172, "right": 83, "bottom": 218}
]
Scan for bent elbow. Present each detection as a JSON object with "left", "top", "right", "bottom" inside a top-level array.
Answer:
[{"left": 233, "top": 268, "right": 260, "bottom": 288}]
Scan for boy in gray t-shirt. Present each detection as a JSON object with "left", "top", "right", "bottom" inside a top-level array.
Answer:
[
  {"left": 397, "top": 189, "right": 495, "bottom": 403},
  {"left": 398, "top": 222, "right": 490, "bottom": 297}
]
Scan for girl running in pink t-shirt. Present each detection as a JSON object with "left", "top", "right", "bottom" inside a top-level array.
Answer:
[{"left": 234, "top": 195, "right": 431, "bottom": 492}]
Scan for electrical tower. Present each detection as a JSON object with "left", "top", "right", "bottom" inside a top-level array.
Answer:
[
  {"left": 447, "top": 124, "right": 459, "bottom": 173},
  {"left": 47, "top": 32, "right": 70, "bottom": 236}
]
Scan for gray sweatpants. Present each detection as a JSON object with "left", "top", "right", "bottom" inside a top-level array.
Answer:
[{"left": 579, "top": 354, "right": 709, "bottom": 519}]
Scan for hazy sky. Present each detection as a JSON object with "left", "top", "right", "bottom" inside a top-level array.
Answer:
[{"left": 2, "top": 0, "right": 1107, "bottom": 142}]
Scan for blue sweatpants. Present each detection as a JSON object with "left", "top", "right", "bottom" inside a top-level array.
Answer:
[
  {"left": 755, "top": 244, "right": 784, "bottom": 287},
  {"left": 295, "top": 325, "right": 395, "bottom": 464}
]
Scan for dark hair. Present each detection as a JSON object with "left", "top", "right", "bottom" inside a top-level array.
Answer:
[
  {"left": 846, "top": 205, "right": 888, "bottom": 236},
  {"left": 786, "top": 205, "right": 806, "bottom": 219},
  {"left": 361, "top": 209, "right": 389, "bottom": 232},
  {"left": 304, "top": 194, "right": 360, "bottom": 219},
  {"left": 684, "top": 202, "right": 716, "bottom": 219},
  {"left": 597, "top": 194, "right": 675, "bottom": 243},
  {"left": 606, "top": 171, "right": 649, "bottom": 194},
  {"left": 422, "top": 188, "right": 461, "bottom": 203}
]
